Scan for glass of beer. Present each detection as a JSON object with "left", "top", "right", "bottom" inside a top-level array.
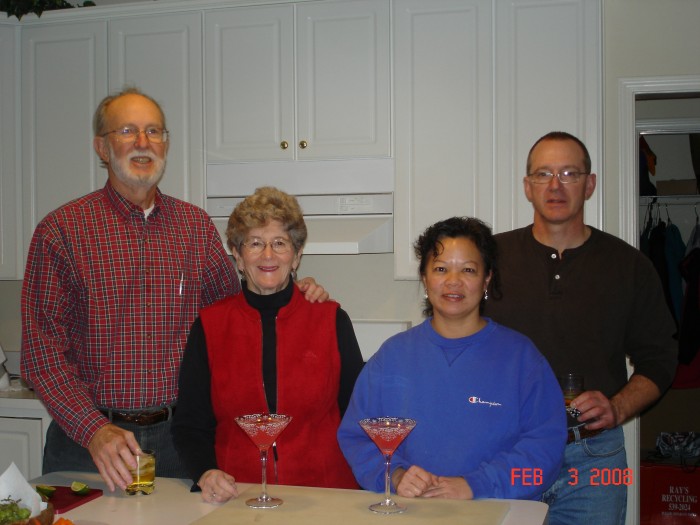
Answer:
[
  {"left": 126, "top": 449, "right": 155, "bottom": 495},
  {"left": 558, "top": 373, "right": 584, "bottom": 406}
]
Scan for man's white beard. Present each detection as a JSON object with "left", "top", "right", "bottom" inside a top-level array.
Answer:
[{"left": 109, "top": 144, "right": 166, "bottom": 190}]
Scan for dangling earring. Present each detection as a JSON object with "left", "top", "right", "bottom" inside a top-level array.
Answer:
[
  {"left": 483, "top": 289, "right": 489, "bottom": 300},
  {"left": 291, "top": 268, "right": 297, "bottom": 281},
  {"left": 423, "top": 289, "right": 428, "bottom": 299}
]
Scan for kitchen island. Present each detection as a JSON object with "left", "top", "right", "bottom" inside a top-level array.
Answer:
[{"left": 34, "top": 471, "right": 548, "bottom": 525}]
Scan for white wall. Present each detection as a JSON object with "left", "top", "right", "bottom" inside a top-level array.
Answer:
[{"left": 602, "top": 0, "right": 700, "bottom": 236}]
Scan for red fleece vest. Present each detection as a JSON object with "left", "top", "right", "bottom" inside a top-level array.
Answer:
[{"left": 200, "top": 285, "right": 357, "bottom": 489}]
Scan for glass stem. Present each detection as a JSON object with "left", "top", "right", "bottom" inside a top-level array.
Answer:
[
  {"left": 260, "top": 448, "right": 269, "bottom": 501},
  {"left": 383, "top": 453, "right": 393, "bottom": 504}
]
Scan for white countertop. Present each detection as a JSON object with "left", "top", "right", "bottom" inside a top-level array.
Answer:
[
  {"left": 33, "top": 471, "right": 549, "bottom": 525},
  {"left": 0, "top": 387, "right": 51, "bottom": 418},
  {"left": 0, "top": 388, "right": 52, "bottom": 426}
]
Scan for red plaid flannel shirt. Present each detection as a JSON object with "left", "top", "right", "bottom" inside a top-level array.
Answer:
[{"left": 21, "top": 182, "right": 239, "bottom": 447}]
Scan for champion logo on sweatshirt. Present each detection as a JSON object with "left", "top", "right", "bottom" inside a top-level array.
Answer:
[{"left": 468, "top": 395, "right": 502, "bottom": 407}]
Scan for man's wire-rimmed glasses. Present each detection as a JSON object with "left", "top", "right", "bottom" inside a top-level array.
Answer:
[
  {"left": 101, "top": 126, "right": 169, "bottom": 144},
  {"left": 527, "top": 170, "right": 588, "bottom": 184}
]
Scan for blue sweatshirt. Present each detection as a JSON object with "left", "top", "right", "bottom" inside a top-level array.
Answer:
[{"left": 337, "top": 319, "right": 566, "bottom": 500}]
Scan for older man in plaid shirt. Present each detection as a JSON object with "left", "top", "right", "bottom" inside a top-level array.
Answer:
[{"left": 21, "top": 87, "right": 326, "bottom": 492}]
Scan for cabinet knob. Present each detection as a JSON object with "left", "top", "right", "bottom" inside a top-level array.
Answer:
[
  {"left": 299, "top": 140, "right": 308, "bottom": 149},
  {"left": 280, "top": 141, "right": 289, "bottom": 150}
]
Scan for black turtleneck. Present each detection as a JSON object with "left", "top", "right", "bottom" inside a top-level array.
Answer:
[{"left": 241, "top": 279, "right": 295, "bottom": 413}]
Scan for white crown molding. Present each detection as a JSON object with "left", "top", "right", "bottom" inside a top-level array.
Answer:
[{"left": 0, "top": 0, "right": 313, "bottom": 25}]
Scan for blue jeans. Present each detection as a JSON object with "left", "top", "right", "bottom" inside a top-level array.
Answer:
[
  {"left": 542, "top": 426, "right": 627, "bottom": 525},
  {"left": 43, "top": 418, "right": 187, "bottom": 478}
]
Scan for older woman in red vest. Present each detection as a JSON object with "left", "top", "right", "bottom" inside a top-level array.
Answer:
[{"left": 172, "top": 186, "right": 364, "bottom": 503}]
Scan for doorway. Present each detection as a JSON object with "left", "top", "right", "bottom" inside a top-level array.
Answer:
[{"left": 619, "top": 75, "right": 700, "bottom": 525}]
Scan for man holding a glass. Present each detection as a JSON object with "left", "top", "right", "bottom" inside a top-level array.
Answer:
[{"left": 485, "top": 131, "right": 677, "bottom": 525}]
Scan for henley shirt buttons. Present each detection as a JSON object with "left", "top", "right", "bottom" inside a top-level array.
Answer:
[
  {"left": 550, "top": 253, "right": 557, "bottom": 259},
  {"left": 555, "top": 275, "right": 561, "bottom": 280}
]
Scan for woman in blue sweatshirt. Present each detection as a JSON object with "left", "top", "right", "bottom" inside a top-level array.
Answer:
[{"left": 338, "top": 217, "right": 566, "bottom": 500}]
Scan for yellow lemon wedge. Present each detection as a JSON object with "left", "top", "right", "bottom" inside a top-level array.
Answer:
[{"left": 70, "top": 481, "right": 90, "bottom": 495}]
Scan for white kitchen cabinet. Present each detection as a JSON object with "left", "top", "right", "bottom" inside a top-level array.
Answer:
[
  {"left": 21, "top": 20, "right": 108, "bottom": 256},
  {"left": 19, "top": 10, "right": 204, "bottom": 262},
  {"left": 492, "top": 0, "right": 602, "bottom": 233},
  {"left": 204, "top": 0, "right": 390, "bottom": 162},
  {"left": 0, "top": 417, "right": 43, "bottom": 480},
  {"left": 0, "top": 24, "right": 21, "bottom": 279},
  {"left": 0, "top": 393, "right": 53, "bottom": 481},
  {"left": 8, "top": 0, "right": 601, "bottom": 274},
  {"left": 393, "top": 0, "right": 601, "bottom": 279},
  {"left": 109, "top": 12, "right": 204, "bottom": 206}
]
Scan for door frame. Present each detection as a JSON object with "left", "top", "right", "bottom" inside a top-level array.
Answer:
[{"left": 618, "top": 74, "right": 700, "bottom": 525}]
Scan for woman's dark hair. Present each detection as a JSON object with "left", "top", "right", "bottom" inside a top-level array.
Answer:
[{"left": 413, "top": 216, "right": 500, "bottom": 317}]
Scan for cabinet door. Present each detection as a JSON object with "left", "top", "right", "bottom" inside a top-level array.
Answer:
[
  {"left": 0, "top": 417, "right": 43, "bottom": 480},
  {"left": 393, "top": 0, "right": 493, "bottom": 279},
  {"left": 0, "top": 25, "right": 20, "bottom": 279},
  {"left": 205, "top": 5, "right": 295, "bottom": 162},
  {"left": 393, "top": 0, "right": 601, "bottom": 279},
  {"left": 493, "top": 0, "right": 601, "bottom": 232},
  {"left": 296, "top": 0, "right": 390, "bottom": 159},
  {"left": 109, "top": 12, "right": 204, "bottom": 206},
  {"left": 21, "top": 21, "right": 108, "bottom": 251}
]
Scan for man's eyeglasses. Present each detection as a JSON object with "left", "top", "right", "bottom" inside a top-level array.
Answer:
[
  {"left": 101, "top": 126, "right": 169, "bottom": 144},
  {"left": 527, "top": 170, "right": 588, "bottom": 184},
  {"left": 241, "top": 238, "right": 293, "bottom": 254}
]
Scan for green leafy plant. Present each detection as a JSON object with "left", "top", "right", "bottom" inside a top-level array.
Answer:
[{"left": 0, "top": 0, "right": 96, "bottom": 20}]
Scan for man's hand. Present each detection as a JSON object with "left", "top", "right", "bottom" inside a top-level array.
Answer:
[
  {"left": 87, "top": 424, "right": 141, "bottom": 492},
  {"left": 571, "top": 375, "right": 661, "bottom": 431},
  {"left": 570, "top": 390, "right": 618, "bottom": 430},
  {"left": 198, "top": 469, "right": 239, "bottom": 504},
  {"left": 297, "top": 276, "right": 330, "bottom": 303}
]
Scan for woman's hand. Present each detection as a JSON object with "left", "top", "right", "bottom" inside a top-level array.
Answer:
[
  {"left": 421, "top": 476, "right": 474, "bottom": 500},
  {"left": 198, "top": 469, "right": 238, "bottom": 504},
  {"left": 393, "top": 466, "right": 473, "bottom": 500},
  {"left": 392, "top": 466, "right": 439, "bottom": 498}
]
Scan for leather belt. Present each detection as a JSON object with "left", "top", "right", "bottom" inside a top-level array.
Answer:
[
  {"left": 100, "top": 406, "right": 176, "bottom": 426},
  {"left": 567, "top": 425, "right": 604, "bottom": 444}
]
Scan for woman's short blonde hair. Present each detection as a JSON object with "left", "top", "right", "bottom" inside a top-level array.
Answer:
[{"left": 226, "top": 186, "right": 307, "bottom": 253}]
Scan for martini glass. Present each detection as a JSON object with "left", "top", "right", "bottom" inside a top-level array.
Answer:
[
  {"left": 359, "top": 417, "right": 417, "bottom": 514},
  {"left": 235, "top": 413, "right": 292, "bottom": 508}
]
